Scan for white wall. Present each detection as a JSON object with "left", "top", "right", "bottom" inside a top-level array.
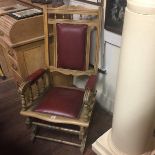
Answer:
[
  {"left": 95, "top": 0, "right": 122, "bottom": 113},
  {"left": 65, "top": 0, "right": 122, "bottom": 113},
  {"left": 74, "top": 29, "right": 122, "bottom": 113},
  {"left": 96, "top": 32, "right": 121, "bottom": 112}
]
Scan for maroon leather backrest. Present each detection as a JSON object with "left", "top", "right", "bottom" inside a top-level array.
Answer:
[{"left": 57, "top": 23, "right": 88, "bottom": 70}]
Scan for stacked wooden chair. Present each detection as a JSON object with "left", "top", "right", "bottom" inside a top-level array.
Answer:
[{"left": 19, "top": 2, "right": 102, "bottom": 153}]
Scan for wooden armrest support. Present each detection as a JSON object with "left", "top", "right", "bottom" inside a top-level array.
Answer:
[
  {"left": 83, "top": 75, "right": 97, "bottom": 106},
  {"left": 18, "top": 81, "right": 31, "bottom": 94},
  {"left": 83, "top": 86, "right": 96, "bottom": 122},
  {"left": 85, "top": 75, "right": 97, "bottom": 91},
  {"left": 19, "top": 68, "right": 50, "bottom": 111},
  {"left": 83, "top": 75, "right": 97, "bottom": 117}
]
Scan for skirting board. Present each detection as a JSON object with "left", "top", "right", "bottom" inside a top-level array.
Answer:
[{"left": 92, "top": 129, "right": 155, "bottom": 155}]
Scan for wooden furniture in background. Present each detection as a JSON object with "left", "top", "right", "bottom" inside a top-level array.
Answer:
[
  {"left": 19, "top": 0, "right": 45, "bottom": 8},
  {"left": 19, "top": 4, "right": 102, "bottom": 154},
  {"left": 0, "top": 44, "right": 12, "bottom": 78},
  {"left": 0, "top": 0, "right": 28, "bottom": 15},
  {"left": 0, "top": 0, "right": 46, "bottom": 85}
]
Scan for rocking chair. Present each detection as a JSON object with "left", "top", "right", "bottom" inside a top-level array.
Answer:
[{"left": 19, "top": 3, "right": 102, "bottom": 153}]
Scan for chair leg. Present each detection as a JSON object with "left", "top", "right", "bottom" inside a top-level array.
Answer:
[
  {"left": 80, "top": 134, "right": 87, "bottom": 154},
  {"left": 79, "top": 127, "right": 84, "bottom": 140},
  {"left": 79, "top": 127, "right": 88, "bottom": 154},
  {"left": 30, "top": 125, "right": 39, "bottom": 143},
  {"left": 25, "top": 117, "right": 32, "bottom": 129}
]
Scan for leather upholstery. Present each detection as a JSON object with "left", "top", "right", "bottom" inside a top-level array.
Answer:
[
  {"left": 85, "top": 75, "right": 97, "bottom": 91},
  {"left": 27, "top": 68, "right": 45, "bottom": 84},
  {"left": 57, "top": 23, "right": 88, "bottom": 70},
  {"left": 34, "top": 87, "right": 84, "bottom": 118}
]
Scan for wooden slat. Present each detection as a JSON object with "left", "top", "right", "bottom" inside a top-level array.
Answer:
[
  {"left": 53, "top": 23, "right": 57, "bottom": 67},
  {"left": 48, "top": 19, "right": 98, "bottom": 26},
  {"left": 19, "top": 0, "right": 44, "bottom": 9},
  {"left": 0, "top": 15, "right": 17, "bottom": 36},
  {"left": 32, "top": 121, "right": 80, "bottom": 135},
  {"left": 71, "top": 0, "right": 104, "bottom": 6},
  {"left": 43, "top": 5, "right": 49, "bottom": 67},
  {"left": 94, "top": 27, "right": 100, "bottom": 73},
  {"left": 47, "top": 5, "right": 99, "bottom": 15},
  {"left": 35, "top": 135, "right": 82, "bottom": 147},
  {"left": 49, "top": 66, "right": 96, "bottom": 76}
]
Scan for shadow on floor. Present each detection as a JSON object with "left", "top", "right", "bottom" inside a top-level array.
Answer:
[{"left": 0, "top": 80, "right": 112, "bottom": 155}]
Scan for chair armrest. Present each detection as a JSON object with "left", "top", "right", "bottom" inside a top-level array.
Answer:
[
  {"left": 26, "top": 68, "right": 46, "bottom": 85},
  {"left": 83, "top": 75, "right": 97, "bottom": 121},
  {"left": 84, "top": 75, "right": 97, "bottom": 106},
  {"left": 85, "top": 75, "right": 97, "bottom": 91},
  {"left": 19, "top": 68, "right": 47, "bottom": 93},
  {"left": 18, "top": 68, "right": 49, "bottom": 111}
]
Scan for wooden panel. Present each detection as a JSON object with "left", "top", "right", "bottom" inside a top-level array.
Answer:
[
  {"left": 11, "top": 70, "right": 24, "bottom": 86},
  {"left": 7, "top": 49, "right": 17, "bottom": 61},
  {"left": 52, "top": 72, "right": 73, "bottom": 87},
  {"left": 22, "top": 41, "right": 45, "bottom": 75},
  {"left": 11, "top": 40, "right": 45, "bottom": 80},
  {"left": 8, "top": 56, "right": 20, "bottom": 74},
  {"left": 11, "top": 15, "right": 44, "bottom": 44},
  {"left": 0, "top": 44, "right": 12, "bottom": 78},
  {"left": 49, "top": 36, "right": 54, "bottom": 66},
  {"left": 19, "top": 0, "right": 44, "bottom": 9}
]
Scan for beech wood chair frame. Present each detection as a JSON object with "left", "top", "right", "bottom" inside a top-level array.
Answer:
[{"left": 19, "top": 4, "right": 102, "bottom": 154}]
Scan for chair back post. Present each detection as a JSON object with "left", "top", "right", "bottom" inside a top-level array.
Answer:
[{"left": 43, "top": 5, "right": 49, "bottom": 67}]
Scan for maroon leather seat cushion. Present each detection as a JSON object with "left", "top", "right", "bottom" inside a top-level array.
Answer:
[
  {"left": 57, "top": 23, "right": 88, "bottom": 70},
  {"left": 34, "top": 87, "right": 84, "bottom": 118}
]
